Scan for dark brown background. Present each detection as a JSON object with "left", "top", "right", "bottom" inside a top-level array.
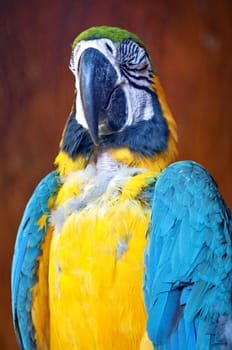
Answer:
[{"left": 1, "top": 0, "right": 231, "bottom": 349}]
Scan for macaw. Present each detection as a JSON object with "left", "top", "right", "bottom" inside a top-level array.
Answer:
[{"left": 11, "top": 26, "right": 232, "bottom": 350}]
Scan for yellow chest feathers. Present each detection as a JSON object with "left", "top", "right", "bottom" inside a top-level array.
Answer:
[{"left": 37, "top": 163, "right": 156, "bottom": 350}]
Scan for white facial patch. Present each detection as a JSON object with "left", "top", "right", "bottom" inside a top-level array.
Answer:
[{"left": 124, "top": 84, "right": 154, "bottom": 126}]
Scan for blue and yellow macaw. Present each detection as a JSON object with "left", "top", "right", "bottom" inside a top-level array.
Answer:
[{"left": 11, "top": 26, "right": 232, "bottom": 350}]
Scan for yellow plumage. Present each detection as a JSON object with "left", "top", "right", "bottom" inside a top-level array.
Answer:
[
  {"left": 55, "top": 151, "right": 88, "bottom": 177},
  {"left": 48, "top": 168, "right": 153, "bottom": 349},
  {"left": 31, "top": 226, "right": 53, "bottom": 349}
]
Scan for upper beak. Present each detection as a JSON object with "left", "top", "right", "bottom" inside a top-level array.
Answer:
[{"left": 79, "top": 48, "right": 118, "bottom": 145}]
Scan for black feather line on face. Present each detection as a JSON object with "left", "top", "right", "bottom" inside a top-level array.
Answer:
[
  {"left": 119, "top": 39, "right": 149, "bottom": 68},
  {"left": 120, "top": 67, "right": 153, "bottom": 84}
]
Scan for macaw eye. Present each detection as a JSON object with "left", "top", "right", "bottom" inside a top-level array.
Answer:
[{"left": 105, "top": 43, "right": 113, "bottom": 54}]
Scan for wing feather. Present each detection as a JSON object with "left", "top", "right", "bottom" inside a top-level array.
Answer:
[
  {"left": 144, "top": 161, "right": 232, "bottom": 350},
  {"left": 11, "top": 171, "right": 60, "bottom": 350}
]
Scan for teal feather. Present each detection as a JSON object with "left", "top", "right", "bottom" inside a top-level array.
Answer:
[
  {"left": 11, "top": 171, "right": 60, "bottom": 350},
  {"left": 144, "top": 160, "right": 232, "bottom": 349}
]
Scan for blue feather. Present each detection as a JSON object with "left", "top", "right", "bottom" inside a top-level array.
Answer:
[
  {"left": 11, "top": 171, "right": 60, "bottom": 350},
  {"left": 144, "top": 160, "right": 232, "bottom": 349}
]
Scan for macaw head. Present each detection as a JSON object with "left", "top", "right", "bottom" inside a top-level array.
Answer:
[{"left": 58, "top": 26, "right": 177, "bottom": 172}]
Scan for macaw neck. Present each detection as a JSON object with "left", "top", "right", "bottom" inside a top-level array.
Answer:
[
  {"left": 55, "top": 147, "right": 138, "bottom": 177},
  {"left": 54, "top": 146, "right": 169, "bottom": 213},
  {"left": 93, "top": 151, "right": 121, "bottom": 173},
  {"left": 53, "top": 148, "right": 158, "bottom": 218},
  {"left": 55, "top": 139, "right": 176, "bottom": 178}
]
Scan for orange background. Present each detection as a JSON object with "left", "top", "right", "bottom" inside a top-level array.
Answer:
[{"left": 1, "top": 1, "right": 231, "bottom": 349}]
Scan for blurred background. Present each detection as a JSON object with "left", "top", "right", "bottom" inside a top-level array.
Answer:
[{"left": 1, "top": 0, "right": 231, "bottom": 348}]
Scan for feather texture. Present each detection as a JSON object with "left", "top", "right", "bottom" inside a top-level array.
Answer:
[
  {"left": 49, "top": 163, "right": 155, "bottom": 349},
  {"left": 144, "top": 160, "right": 232, "bottom": 350},
  {"left": 11, "top": 171, "right": 60, "bottom": 349}
]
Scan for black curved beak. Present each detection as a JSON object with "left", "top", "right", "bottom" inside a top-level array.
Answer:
[{"left": 79, "top": 48, "right": 118, "bottom": 145}]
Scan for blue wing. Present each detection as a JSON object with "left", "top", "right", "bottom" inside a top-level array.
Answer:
[
  {"left": 11, "top": 171, "right": 60, "bottom": 350},
  {"left": 144, "top": 161, "right": 232, "bottom": 350}
]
